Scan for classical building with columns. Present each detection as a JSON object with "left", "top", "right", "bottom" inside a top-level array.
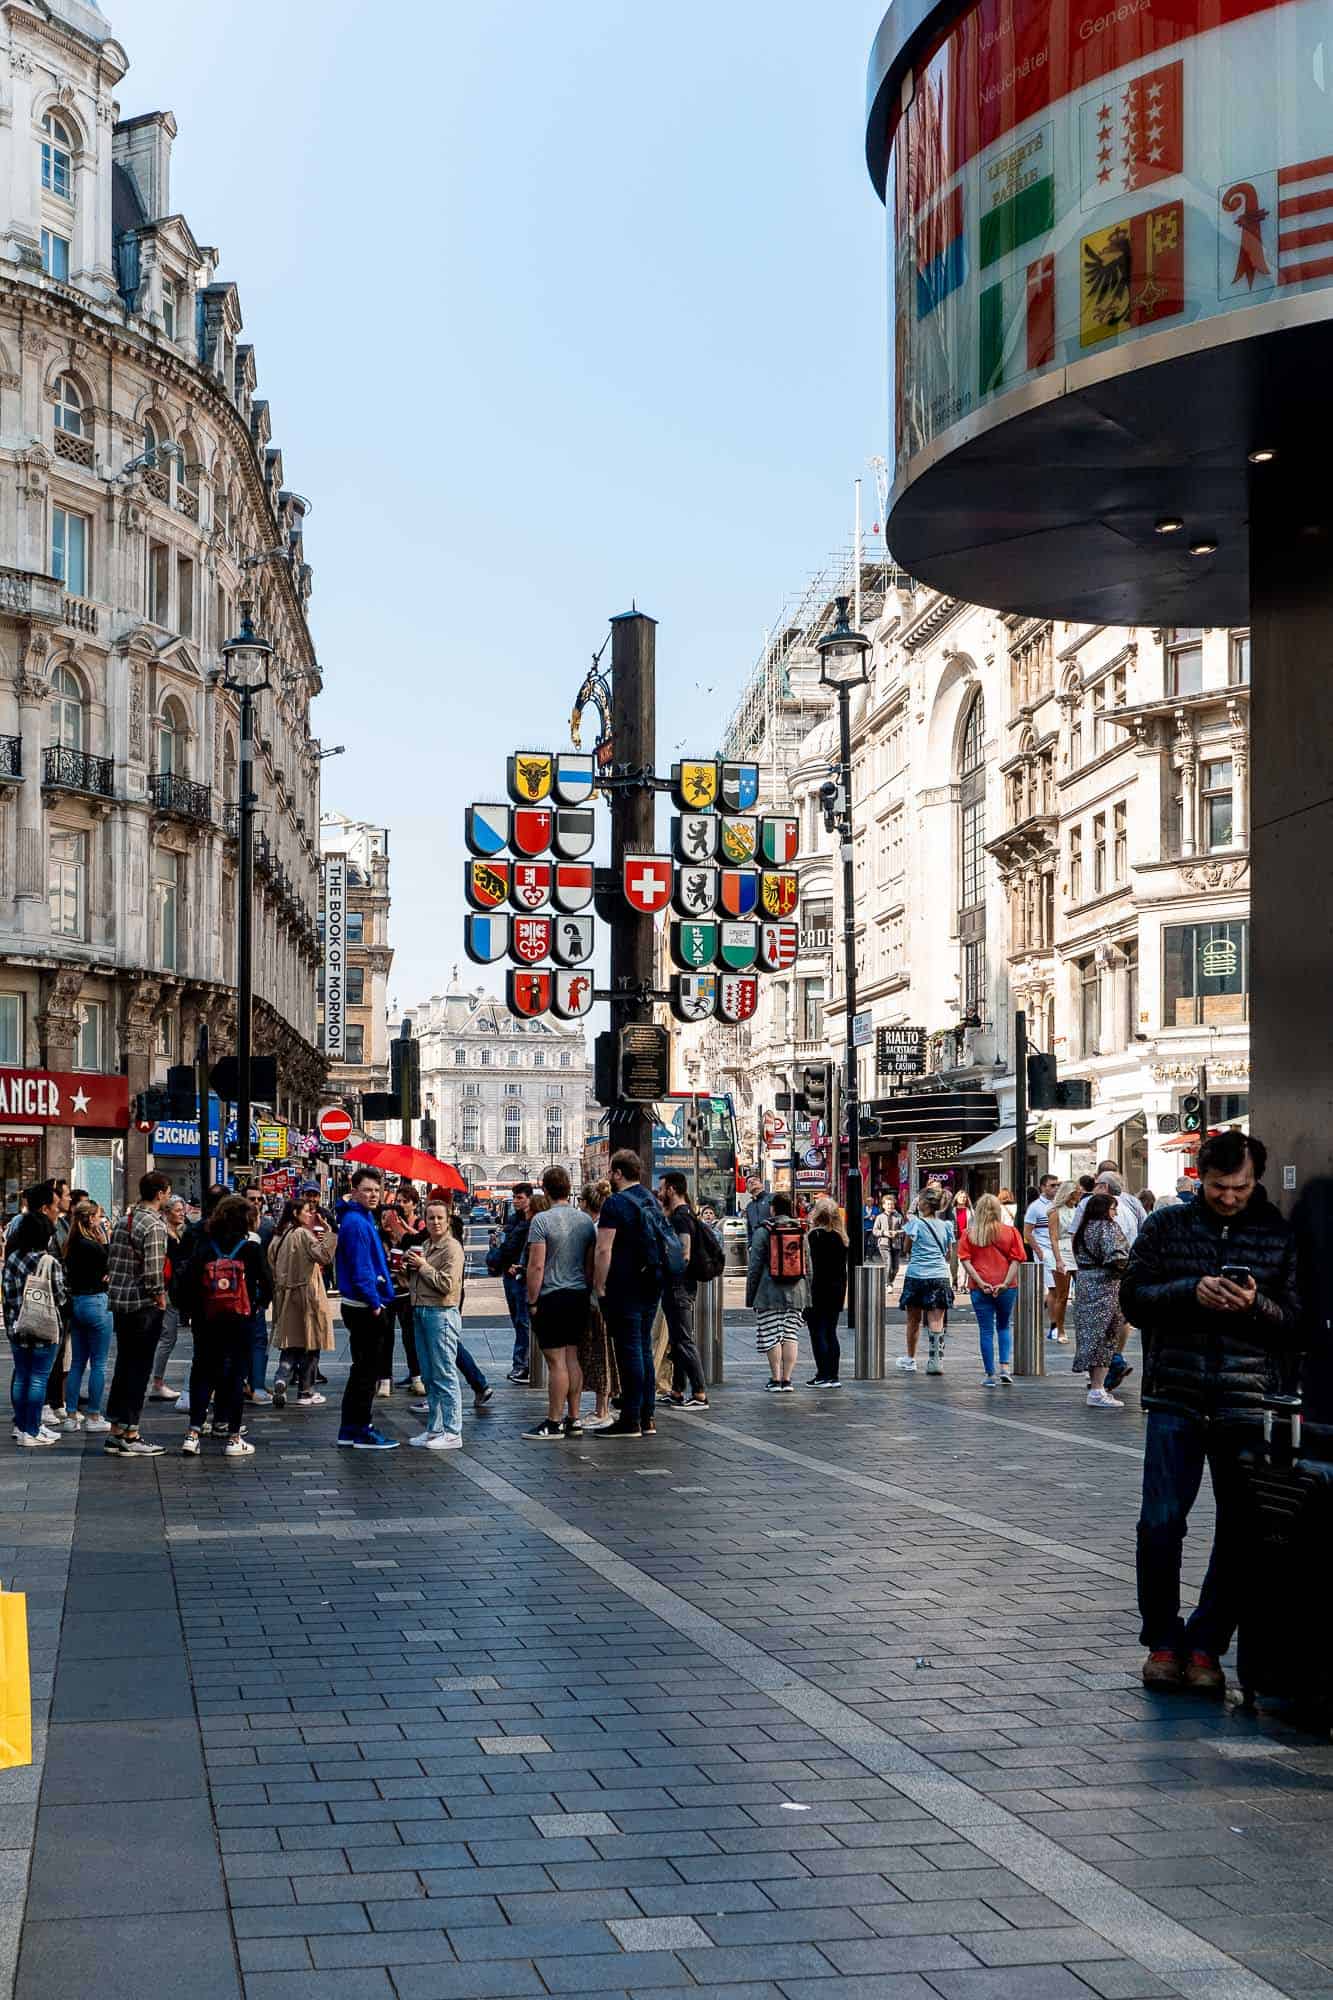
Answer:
[{"left": 0, "top": 0, "right": 324, "bottom": 1213}]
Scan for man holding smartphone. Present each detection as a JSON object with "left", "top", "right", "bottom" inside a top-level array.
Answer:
[{"left": 1122, "top": 1128, "right": 1300, "bottom": 1695}]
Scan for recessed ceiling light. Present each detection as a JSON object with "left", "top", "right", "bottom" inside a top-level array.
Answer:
[
  {"left": 1189, "top": 539, "right": 1218, "bottom": 556},
  {"left": 1247, "top": 447, "right": 1276, "bottom": 464},
  {"left": 1154, "top": 516, "right": 1184, "bottom": 534}
]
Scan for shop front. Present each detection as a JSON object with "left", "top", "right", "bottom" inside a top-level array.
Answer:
[
  {"left": 864, "top": 1087, "right": 1001, "bottom": 1202},
  {"left": 0, "top": 1067, "right": 129, "bottom": 1223}
]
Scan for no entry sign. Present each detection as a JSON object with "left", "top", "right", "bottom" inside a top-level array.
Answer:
[{"left": 316, "top": 1105, "right": 353, "bottom": 1145}]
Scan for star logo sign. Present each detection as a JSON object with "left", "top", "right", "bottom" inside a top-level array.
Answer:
[{"left": 71, "top": 1087, "right": 89, "bottom": 1114}]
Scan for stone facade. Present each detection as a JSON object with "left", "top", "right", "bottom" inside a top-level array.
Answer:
[
  {"left": 0, "top": 0, "right": 325, "bottom": 1204},
  {"left": 407, "top": 982, "right": 591, "bottom": 1194},
  {"left": 318, "top": 814, "right": 392, "bottom": 1122}
]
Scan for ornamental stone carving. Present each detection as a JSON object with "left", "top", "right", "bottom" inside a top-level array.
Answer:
[{"left": 1180, "top": 859, "right": 1249, "bottom": 892}]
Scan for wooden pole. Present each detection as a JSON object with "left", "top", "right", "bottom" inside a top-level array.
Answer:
[{"left": 608, "top": 611, "right": 657, "bottom": 1176}]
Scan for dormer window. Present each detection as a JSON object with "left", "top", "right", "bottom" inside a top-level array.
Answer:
[{"left": 41, "top": 114, "right": 73, "bottom": 201}]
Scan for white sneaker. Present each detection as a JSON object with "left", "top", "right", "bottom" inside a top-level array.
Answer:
[
  {"left": 895, "top": 1356, "right": 917, "bottom": 1373},
  {"left": 407, "top": 1431, "right": 431, "bottom": 1447},
  {"left": 374, "top": 1379, "right": 392, "bottom": 1399},
  {"left": 17, "top": 1429, "right": 55, "bottom": 1447},
  {"left": 982, "top": 1375, "right": 998, "bottom": 1387},
  {"left": 421, "top": 1432, "right": 462, "bottom": 1450},
  {"left": 82, "top": 1413, "right": 111, "bottom": 1432},
  {"left": 61, "top": 1412, "right": 83, "bottom": 1430},
  {"left": 1087, "top": 1387, "right": 1124, "bottom": 1409},
  {"left": 224, "top": 1436, "right": 256, "bottom": 1456},
  {"left": 181, "top": 1431, "right": 201, "bottom": 1456},
  {"left": 41, "top": 1406, "right": 62, "bottom": 1429}
]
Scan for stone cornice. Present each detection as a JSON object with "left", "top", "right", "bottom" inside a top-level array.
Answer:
[{"left": 900, "top": 594, "right": 963, "bottom": 654}]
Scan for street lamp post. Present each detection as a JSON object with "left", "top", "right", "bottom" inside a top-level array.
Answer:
[
  {"left": 220, "top": 603, "right": 274, "bottom": 1177},
  {"left": 818, "top": 595, "right": 871, "bottom": 1326}
]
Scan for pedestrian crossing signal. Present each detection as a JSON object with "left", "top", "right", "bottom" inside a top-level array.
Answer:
[{"left": 1180, "top": 1092, "right": 1204, "bottom": 1132}]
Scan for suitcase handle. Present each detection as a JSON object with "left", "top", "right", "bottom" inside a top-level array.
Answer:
[{"left": 1262, "top": 1391, "right": 1303, "bottom": 1458}]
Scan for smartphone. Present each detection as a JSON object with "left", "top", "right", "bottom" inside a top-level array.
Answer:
[{"left": 1220, "top": 1265, "right": 1254, "bottom": 1286}]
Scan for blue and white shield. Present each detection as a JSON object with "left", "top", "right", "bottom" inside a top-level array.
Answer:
[
  {"left": 553, "top": 753, "right": 596, "bottom": 805},
  {"left": 465, "top": 803, "right": 511, "bottom": 858},
  {"left": 464, "top": 912, "right": 509, "bottom": 964},
  {"left": 721, "top": 761, "right": 760, "bottom": 812}
]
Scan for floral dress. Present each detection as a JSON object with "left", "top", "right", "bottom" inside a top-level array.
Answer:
[{"left": 1072, "top": 1217, "right": 1129, "bottom": 1371}]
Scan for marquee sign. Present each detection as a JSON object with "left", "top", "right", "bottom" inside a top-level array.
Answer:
[
  {"left": 322, "top": 854, "right": 346, "bottom": 1061},
  {"left": 0, "top": 1067, "right": 129, "bottom": 1130}
]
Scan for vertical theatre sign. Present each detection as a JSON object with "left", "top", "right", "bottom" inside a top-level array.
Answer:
[{"left": 323, "top": 855, "right": 346, "bottom": 1060}]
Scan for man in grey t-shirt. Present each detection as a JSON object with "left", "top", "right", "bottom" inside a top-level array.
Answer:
[{"left": 523, "top": 1166, "right": 595, "bottom": 1441}]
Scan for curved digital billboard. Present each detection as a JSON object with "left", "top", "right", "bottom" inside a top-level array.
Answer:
[{"left": 867, "top": 0, "right": 1333, "bottom": 620}]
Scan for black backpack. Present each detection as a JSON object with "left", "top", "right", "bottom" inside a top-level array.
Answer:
[
  {"left": 621, "top": 1186, "right": 688, "bottom": 1289},
  {"left": 688, "top": 1212, "right": 726, "bottom": 1283}
]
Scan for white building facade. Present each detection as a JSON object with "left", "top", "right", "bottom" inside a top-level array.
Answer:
[
  {"left": 407, "top": 982, "right": 591, "bottom": 1194},
  {"left": 0, "top": 0, "right": 325, "bottom": 1210}
]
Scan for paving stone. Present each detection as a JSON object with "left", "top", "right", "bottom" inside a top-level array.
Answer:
[{"left": 607, "top": 1914, "right": 713, "bottom": 1950}]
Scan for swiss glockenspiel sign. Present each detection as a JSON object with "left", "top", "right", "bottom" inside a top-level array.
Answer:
[
  {"left": 464, "top": 752, "right": 598, "bottom": 1020},
  {"left": 463, "top": 750, "right": 803, "bottom": 1027}
]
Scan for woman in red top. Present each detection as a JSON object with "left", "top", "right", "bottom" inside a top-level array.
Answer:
[{"left": 958, "top": 1193, "right": 1027, "bottom": 1384}]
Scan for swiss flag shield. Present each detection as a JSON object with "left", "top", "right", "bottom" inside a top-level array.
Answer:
[
  {"left": 512, "top": 809, "right": 553, "bottom": 857},
  {"left": 622, "top": 855, "right": 673, "bottom": 914}
]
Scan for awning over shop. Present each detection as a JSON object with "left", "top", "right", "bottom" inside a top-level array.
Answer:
[
  {"left": 1060, "top": 1112, "right": 1133, "bottom": 1150},
  {"left": 953, "top": 1120, "right": 1041, "bottom": 1164}
]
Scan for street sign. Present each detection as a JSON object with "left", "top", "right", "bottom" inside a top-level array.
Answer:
[
  {"left": 671, "top": 920, "right": 718, "bottom": 970},
  {"left": 719, "top": 817, "right": 758, "bottom": 864},
  {"left": 257, "top": 1121, "right": 287, "bottom": 1160},
  {"left": 509, "top": 861, "right": 551, "bottom": 910},
  {"left": 852, "top": 1010, "right": 873, "bottom": 1048},
  {"left": 553, "top": 753, "right": 596, "bottom": 804},
  {"left": 674, "top": 866, "right": 717, "bottom": 917},
  {"left": 719, "top": 921, "right": 759, "bottom": 970},
  {"left": 316, "top": 1106, "right": 353, "bottom": 1144},
  {"left": 760, "top": 870, "right": 799, "bottom": 917},
  {"left": 552, "top": 808, "right": 595, "bottom": 858},
  {"left": 760, "top": 921, "right": 798, "bottom": 971},
  {"left": 464, "top": 912, "right": 510, "bottom": 963},
  {"left": 719, "top": 869, "right": 759, "bottom": 918},
  {"left": 673, "top": 814, "right": 717, "bottom": 862},
  {"left": 877, "top": 1024, "right": 927, "bottom": 1076},
  {"left": 718, "top": 973, "right": 760, "bottom": 1022},
  {"left": 760, "top": 815, "right": 799, "bottom": 865},
  {"left": 619, "top": 1024, "right": 671, "bottom": 1102},
  {"left": 720, "top": 762, "right": 759, "bottom": 811},
  {"left": 510, "top": 914, "right": 553, "bottom": 965},
  {"left": 465, "top": 858, "right": 509, "bottom": 910}
]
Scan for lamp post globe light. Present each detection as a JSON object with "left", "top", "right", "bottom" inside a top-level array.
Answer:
[
  {"left": 220, "top": 604, "right": 275, "bottom": 1177},
  {"left": 817, "top": 595, "right": 871, "bottom": 1325}
]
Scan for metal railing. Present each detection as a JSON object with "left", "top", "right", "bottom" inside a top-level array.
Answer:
[
  {"left": 148, "top": 771, "right": 212, "bottom": 823},
  {"left": 43, "top": 746, "right": 113, "bottom": 797},
  {"left": 222, "top": 802, "right": 239, "bottom": 837}
]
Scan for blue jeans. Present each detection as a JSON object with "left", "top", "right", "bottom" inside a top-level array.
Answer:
[
  {"left": 414, "top": 1305, "right": 463, "bottom": 1437},
  {"left": 67, "top": 1293, "right": 113, "bottom": 1414},
  {"left": 9, "top": 1339, "right": 55, "bottom": 1437},
  {"left": 457, "top": 1342, "right": 488, "bottom": 1394},
  {"left": 248, "top": 1311, "right": 268, "bottom": 1393},
  {"left": 606, "top": 1291, "right": 660, "bottom": 1427},
  {"left": 503, "top": 1274, "right": 530, "bottom": 1372},
  {"left": 1137, "top": 1410, "right": 1246, "bottom": 1657},
  {"left": 971, "top": 1288, "right": 1016, "bottom": 1376}
]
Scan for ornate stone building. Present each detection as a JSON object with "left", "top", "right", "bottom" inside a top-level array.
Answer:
[
  {"left": 407, "top": 980, "right": 591, "bottom": 1195},
  {"left": 0, "top": 0, "right": 325, "bottom": 1208}
]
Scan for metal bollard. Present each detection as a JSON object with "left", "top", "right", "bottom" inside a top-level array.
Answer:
[
  {"left": 695, "top": 1276, "right": 725, "bottom": 1385},
  {"left": 1011, "top": 1263, "right": 1046, "bottom": 1377},
  {"left": 526, "top": 1336, "right": 547, "bottom": 1391},
  {"left": 853, "top": 1264, "right": 888, "bottom": 1378}
]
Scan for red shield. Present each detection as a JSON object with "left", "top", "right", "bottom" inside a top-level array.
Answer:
[
  {"left": 465, "top": 859, "right": 509, "bottom": 910},
  {"left": 507, "top": 968, "right": 552, "bottom": 1018},
  {"left": 509, "top": 862, "right": 551, "bottom": 910},
  {"left": 552, "top": 863, "right": 593, "bottom": 913},
  {"left": 622, "top": 855, "right": 673, "bottom": 914},
  {"left": 718, "top": 974, "right": 759, "bottom": 1022},
  {"left": 512, "top": 808, "right": 553, "bottom": 857},
  {"left": 511, "top": 915, "right": 553, "bottom": 965}
]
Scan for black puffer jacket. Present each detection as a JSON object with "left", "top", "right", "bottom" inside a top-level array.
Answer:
[{"left": 1121, "top": 1188, "right": 1300, "bottom": 1424}]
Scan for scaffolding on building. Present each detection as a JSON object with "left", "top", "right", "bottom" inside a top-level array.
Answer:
[{"left": 720, "top": 545, "right": 911, "bottom": 797}]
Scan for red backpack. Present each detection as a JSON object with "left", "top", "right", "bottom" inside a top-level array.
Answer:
[
  {"left": 767, "top": 1219, "right": 806, "bottom": 1284},
  {"left": 199, "top": 1239, "right": 252, "bottom": 1318}
]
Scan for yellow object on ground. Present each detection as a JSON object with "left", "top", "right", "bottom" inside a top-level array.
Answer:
[{"left": 0, "top": 1592, "right": 31, "bottom": 1769}]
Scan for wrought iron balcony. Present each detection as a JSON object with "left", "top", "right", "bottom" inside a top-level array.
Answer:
[
  {"left": 148, "top": 771, "right": 212, "bottom": 824},
  {"left": 254, "top": 831, "right": 273, "bottom": 874},
  {"left": 0, "top": 737, "right": 20, "bottom": 781},
  {"left": 43, "top": 746, "right": 113, "bottom": 797},
  {"left": 222, "top": 802, "right": 239, "bottom": 838}
]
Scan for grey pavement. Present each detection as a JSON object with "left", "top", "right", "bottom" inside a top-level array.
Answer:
[{"left": 5, "top": 1303, "right": 1333, "bottom": 2000}]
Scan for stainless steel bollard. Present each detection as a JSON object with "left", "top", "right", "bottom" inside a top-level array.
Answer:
[
  {"left": 1011, "top": 1262, "right": 1046, "bottom": 1377},
  {"left": 695, "top": 1277, "right": 725, "bottom": 1385},
  {"left": 853, "top": 1264, "right": 888, "bottom": 1378},
  {"left": 526, "top": 1336, "right": 547, "bottom": 1391}
]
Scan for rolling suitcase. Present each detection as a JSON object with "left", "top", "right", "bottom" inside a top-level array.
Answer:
[{"left": 1235, "top": 1393, "right": 1333, "bottom": 1728}]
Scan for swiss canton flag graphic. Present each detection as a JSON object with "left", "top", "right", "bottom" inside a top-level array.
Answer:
[
  {"left": 1218, "top": 158, "right": 1333, "bottom": 297},
  {"left": 760, "top": 922, "right": 798, "bottom": 972},
  {"left": 511, "top": 916, "right": 552, "bottom": 965},
  {"left": 1082, "top": 59, "right": 1182, "bottom": 208},
  {"left": 622, "top": 855, "right": 672, "bottom": 914},
  {"left": 509, "top": 862, "right": 551, "bottom": 911},
  {"left": 511, "top": 809, "right": 553, "bottom": 857}
]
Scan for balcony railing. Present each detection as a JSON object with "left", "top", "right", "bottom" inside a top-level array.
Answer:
[
  {"left": 0, "top": 567, "right": 63, "bottom": 620},
  {"left": 175, "top": 486, "right": 199, "bottom": 521},
  {"left": 62, "top": 595, "right": 98, "bottom": 635},
  {"left": 143, "top": 467, "right": 169, "bottom": 502},
  {"left": 0, "top": 737, "right": 20, "bottom": 780},
  {"left": 53, "top": 429, "right": 94, "bottom": 469},
  {"left": 149, "top": 771, "right": 212, "bottom": 823},
  {"left": 222, "top": 802, "right": 239, "bottom": 838},
  {"left": 43, "top": 746, "right": 113, "bottom": 797}
]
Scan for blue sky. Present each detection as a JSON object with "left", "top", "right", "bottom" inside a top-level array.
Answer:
[{"left": 112, "top": 0, "right": 891, "bottom": 1007}]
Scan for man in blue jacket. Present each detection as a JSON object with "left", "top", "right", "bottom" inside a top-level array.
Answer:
[{"left": 334, "top": 1167, "right": 398, "bottom": 1450}]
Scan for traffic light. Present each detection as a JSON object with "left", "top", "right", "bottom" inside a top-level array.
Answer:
[
  {"left": 165, "top": 1064, "right": 198, "bottom": 1119},
  {"left": 1026, "top": 1049, "right": 1092, "bottom": 1111},
  {"left": 1180, "top": 1092, "right": 1204, "bottom": 1133},
  {"left": 390, "top": 1036, "right": 421, "bottom": 1119},
  {"left": 803, "top": 1064, "right": 829, "bottom": 1118},
  {"left": 132, "top": 1086, "right": 168, "bottom": 1133}
]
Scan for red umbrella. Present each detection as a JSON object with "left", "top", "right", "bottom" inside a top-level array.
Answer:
[{"left": 343, "top": 1142, "right": 467, "bottom": 1193}]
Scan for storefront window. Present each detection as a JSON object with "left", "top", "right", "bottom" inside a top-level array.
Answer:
[{"left": 1163, "top": 920, "right": 1249, "bottom": 1026}]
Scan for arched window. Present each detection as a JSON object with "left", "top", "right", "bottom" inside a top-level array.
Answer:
[
  {"left": 143, "top": 413, "right": 161, "bottom": 455},
  {"left": 157, "top": 696, "right": 188, "bottom": 776},
  {"left": 503, "top": 1102, "right": 522, "bottom": 1153},
  {"left": 957, "top": 692, "right": 987, "bottom": 1022},
  {"left": 453, "top": 1047, "right": 467, "bottom": 1066},
  {"left": 54, "top": 375, "right": 83, "bottom": 436},
  {"left": 41, "top": 113, "right": 73, "bottom": 201},
  {"left": 49, "top": 665, "right": 84, "bottom": 752}
]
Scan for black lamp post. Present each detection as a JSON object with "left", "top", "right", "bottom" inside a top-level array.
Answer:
[
  {"left": 220, "top": 602, "right": 273, "bottom": 1177},
  {"left": 817, "top": 595, "right": 871, "bottom": 1324}
]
